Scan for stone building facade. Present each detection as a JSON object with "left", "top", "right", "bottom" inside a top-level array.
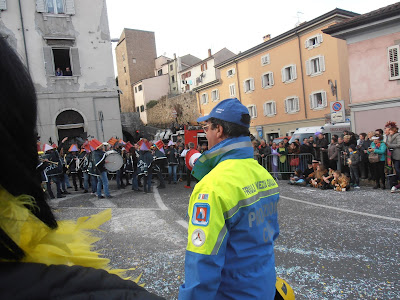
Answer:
[
  {"left": 115, "top": 28, "right": 157, "bottom": 112},
  {"left": 0, "top": 0, "right": 122, "bottom": 144}
]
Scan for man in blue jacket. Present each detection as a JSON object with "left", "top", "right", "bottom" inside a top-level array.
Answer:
[{"left": 179, "top": 98, "right": 280, "bottom": 300}]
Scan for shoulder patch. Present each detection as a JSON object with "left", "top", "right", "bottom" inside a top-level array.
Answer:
[
  {"left": 191, "top": 229, "right": 206, "bottom": 247},
  {"left": 192, "top": 203, "right": 210, "bottom": 227},
  {"left": 198, "top": 193, "right": 209, "bottom": 200}
]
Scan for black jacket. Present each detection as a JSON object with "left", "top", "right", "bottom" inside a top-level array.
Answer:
[
  {"left": 258, "top": 145, "right": 271, "bottom": 157},
  {"left": 166, "top": 147, "right": 179, "bottom": 165},
  {"left": 0, "top": 262, "right": 164, "bottom": 300}
]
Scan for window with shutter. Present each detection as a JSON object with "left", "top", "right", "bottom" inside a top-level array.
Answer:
[
  {"left": 227, "top": 68, "right": 235, "bottom": 77},
  {"left": 292, "top": 64, "right": 297, "bottom": 80},
  {"left": 320, "top": 55, "right": 325, "bottom": 72},
  {"left": 36, "top": 0, "right": 46, "bottom": 12},
  {"left": 306, "top": 60, "right": 311, "bottom": 76},
  {"left": 309, "top": 91, "right": 327, "bottom": 110},
  {"left": 282, "top": 65, "right": 296, "bottom": 83},
  {"left": 285, "top": 96, "right": 299, "bottom": 114},
  {"left": 261, "top": 54, "right": 270, "bottom": 66},
  {"left": 305, "top": 34, "right": 323, "bottom": 49},
  {"left": 295, "top": 97, "right": 300, "bottom": 112},
  {"left": 263, "top": 101, "right": 276, "bottom": 117},
  {"left": 70, "top": 47, "right": 81, "bottom": 76},
  {"left": 43, "top": 47, "right": 54, "bottom": 75},
  {"left": 388, "top": 45, "right": 400, "bottom": 80},
  {"left": 307, "top": 56, "right": 325, "bottom": 76},
  {"left": 0, "top": 0, "right": 7, "bottom": 10},
  {"left": 229, "top": 84, "right": 236, "bottom": 97},
  {"left": 244, "top": 78, "right": 254, "bottom": 93},
  {"left": 46, "top": 0, "right": 66, "bottom": 14},
  {"left": 309, "top": 94, "right": 314, "bottom": 110},
  {"left": 211, "top": 89, "right": 219, "bottom": 102},
  {"left": 262, "top": 72, "right": 274, "bottom": 89},
  {"left": 65, "top": 0, "right": 75, "bottom": 15},
  {"left": 201, "top": 93, "right": 208, "bottom": 105},
  {"left": 247, "top": 105, "right": 257, "bottom": 118}
]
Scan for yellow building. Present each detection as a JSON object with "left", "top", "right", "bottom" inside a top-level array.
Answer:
[{"left": 194, "top": 9, "right": 357, "bottom": 141}]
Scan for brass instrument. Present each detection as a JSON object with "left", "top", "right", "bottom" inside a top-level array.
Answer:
[{"left": 39, "top": 158, "right": 58, "bottom": 165}]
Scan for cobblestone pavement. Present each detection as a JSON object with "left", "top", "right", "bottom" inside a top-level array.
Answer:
[{"left": 51, "top": 178, "right": 399, "bottom": 299}]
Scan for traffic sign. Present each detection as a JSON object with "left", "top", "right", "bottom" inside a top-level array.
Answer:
[
  {"left": 332, "top": 102, "right": 342, "bottom": 112},
  {"left": 330, "top": 100, "right": 345, "bottom": 123}
]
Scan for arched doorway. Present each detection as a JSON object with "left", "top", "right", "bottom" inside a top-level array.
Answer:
[{"left": 56, "top": 110, "right": 86, "bottom": 146}]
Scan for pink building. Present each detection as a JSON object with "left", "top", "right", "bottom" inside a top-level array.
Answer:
[{"left": 324, "top": 3, "right": 400, "bottom": 133}]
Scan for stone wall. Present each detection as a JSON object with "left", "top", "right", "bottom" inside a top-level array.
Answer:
[
  {"left": 146, "top": 92, "right": 199, "bottom": 127},
  {"left": 121, "top": 112, "right": 159, "bottom": 140}
]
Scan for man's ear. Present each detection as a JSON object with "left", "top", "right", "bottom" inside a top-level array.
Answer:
[{"left": 216, "top": 124, "right": 225, "bottom": 139}]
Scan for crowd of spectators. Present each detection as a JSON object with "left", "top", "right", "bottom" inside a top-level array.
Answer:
[{"left": 251, "top": 122, "right": 400, "bottom": 192}]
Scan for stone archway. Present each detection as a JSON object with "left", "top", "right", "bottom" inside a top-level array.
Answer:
[{"left": 56, "top": 109, "right": 86, "bottom": 146}]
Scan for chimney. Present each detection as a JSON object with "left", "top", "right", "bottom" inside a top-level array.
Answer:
[
  {"left": 208, "top": 49, "right": 212, "bottom": 57},
  {"left": 173, "top": 53, "right": 176, "bottom": 59},
  {"left": 263, "top": 34, "right": 271, "bottom": 42}
]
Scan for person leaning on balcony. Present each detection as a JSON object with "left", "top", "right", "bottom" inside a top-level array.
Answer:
[{"left": 0, "top": 37, "right": 164, "bottom": 300}]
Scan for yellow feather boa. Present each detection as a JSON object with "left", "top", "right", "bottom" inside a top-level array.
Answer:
[{"left": 0, "top": 187, "right": 142, "bottom": 284}]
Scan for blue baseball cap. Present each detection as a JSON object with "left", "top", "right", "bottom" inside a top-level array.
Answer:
[{"left": 197, "top": 98, "right": 250, "bottom": 128}]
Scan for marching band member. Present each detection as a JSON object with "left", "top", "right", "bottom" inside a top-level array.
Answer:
[
  {"left": 42, "top": 144, "right": 64, "bottom": 199},
  {"left": 137, "top": 139, "right": 153, "bottom": 193},
  {"left": 65, "top": 144, "right": 82, "bottom": 191},
  {"left": 131, "top": 144, "right": 141, "bottom": 192},
  {"left": 124, "top": 142, "right": 135, "bottom": 186},
  {"left": 59, "top": 147, "right": 71, "bottom": 194},
  {"left": 79, "top": 144, "right": 92, "bottom": 194},
  {"left": 152, "top": 141, "right": 167, "bottom": 189},
  {"left": 90, "top": 140, "right": 113, "bottom": 199},
  {"left": 115, "top": 145, "right": 126, "bottom": 189}
]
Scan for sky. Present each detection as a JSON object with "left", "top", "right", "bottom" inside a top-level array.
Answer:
[{"left": 106, "top": 0, "right": 398, "bottom": 72}]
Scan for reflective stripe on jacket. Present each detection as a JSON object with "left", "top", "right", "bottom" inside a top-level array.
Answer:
[{"left": 179, "top": 158, "right": 279, "bottom": 300}]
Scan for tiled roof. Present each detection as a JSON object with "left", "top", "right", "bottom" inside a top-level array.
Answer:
[{"left": 323, "top": 2, "right": 400, "bottom": 34}]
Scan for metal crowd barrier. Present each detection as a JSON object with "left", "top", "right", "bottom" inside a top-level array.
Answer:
[{"left": 262, "top": 153, "right": 314, "bottom": 178}]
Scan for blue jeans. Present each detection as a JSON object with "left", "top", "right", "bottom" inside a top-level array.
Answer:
[
  {"left": 116, "top": 169, "right": 124, "bottom": 188},
  {"left": 47, "top": 175, "right": 62, "bottom": 197},
  {"left": 168, "top": 164, "right": 178, "bottom": 183},
  {"left": 83, "top": 172, "right": 97, "bottom": 193},
  {"left": 83, "top": 172, "right": 89, "bottom": 191},
  {"left": 97, "top": 171, "right": 110, "bottom": 197},
  {"left": 90, "top": 175, "right": 97, "bottom": 193},
  {"left": 64, "top": 173, "right": 71, "bottom": 188},
  {"left": 132, "top": 169, "right": 139, "bottom": 190},
  {"left": 144, "top": 172, "right": 152, "bottom": 192}
]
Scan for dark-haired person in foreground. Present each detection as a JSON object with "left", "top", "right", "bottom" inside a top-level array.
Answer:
[
  {"left": 179, "top": 98, "right": 280, "bottom": 299},
  {"left": 0, "top": 38, "right": 163, "bottom": 299}
]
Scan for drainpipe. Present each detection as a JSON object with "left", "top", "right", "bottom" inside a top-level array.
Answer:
[
  {"left": 92, "top": 99, "right": 100, "bottom": 139},
  {"left": 296, "top": 31, "right": 307, "bottom": 119},
  {"left": 196, "top": 91, "right": 202, "bottom": 116},
  {"left": 235, "top": 60, "right": 242, "bottom": 101},
  {"left": 18, "top": 0, "right": 30, "bottom": 73}
]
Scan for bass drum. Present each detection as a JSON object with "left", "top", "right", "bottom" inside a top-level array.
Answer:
[{"left": 105, "top": 150, "right": 123, "bottom": 172}]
